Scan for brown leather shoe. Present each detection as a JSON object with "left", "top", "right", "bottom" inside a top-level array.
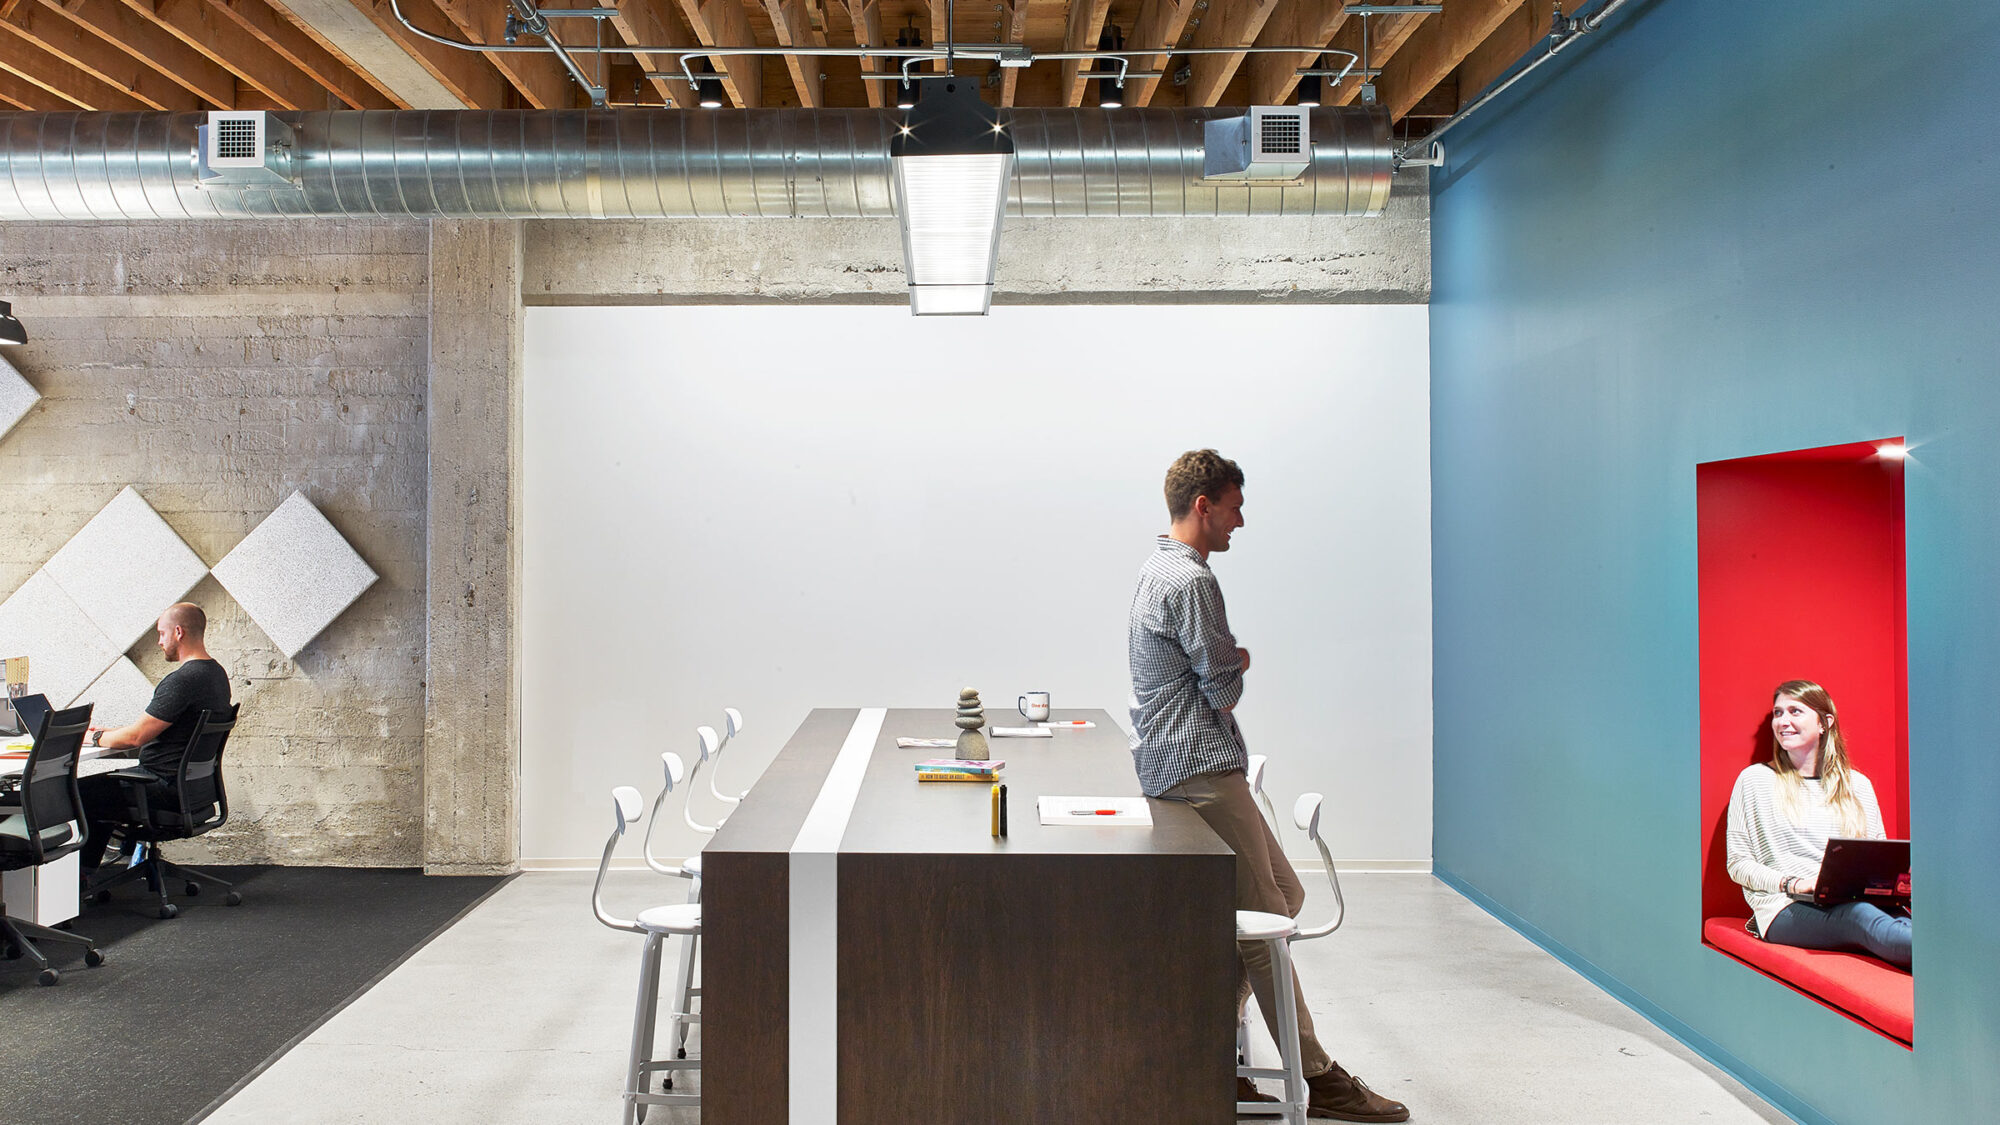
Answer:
[
  {"left": 1232, "top": 1072, "right": 1280, "bottom": 1104},
  {"left": 1238, "top": 1076, "right": 1283, "bottom": 1110},
  {"left": 1306, "top": 1064, "right": 1410, "bottom": 1122}
]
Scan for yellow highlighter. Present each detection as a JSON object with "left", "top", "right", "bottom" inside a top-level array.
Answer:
[{"left": 991, "top": 782, "right": 1001, "bottom": 837}]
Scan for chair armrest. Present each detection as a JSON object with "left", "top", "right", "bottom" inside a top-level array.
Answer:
[{"left": 107, "top": 768, "right": 161, "bottom": 783}]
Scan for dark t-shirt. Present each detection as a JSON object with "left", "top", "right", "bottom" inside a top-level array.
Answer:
[{"left": 138, "top": 659, "right": 232, "bottom": 778}]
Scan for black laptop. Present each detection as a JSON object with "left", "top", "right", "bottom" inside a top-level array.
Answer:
[
  {"left": 1814, "top": 837, "right": 1911, "bottom": 909},
  {"left": 5, "top": 692, "right": 50, "bottom": 740}
]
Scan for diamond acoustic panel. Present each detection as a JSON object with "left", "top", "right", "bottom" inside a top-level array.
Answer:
[
  {"left": 0, "top": 570, "right": 121, "bottom": 706},
  {"left": 43, "top": 486, "right": 211, "bottom": 649},
  {"left": 0, "top": 352, "right": 37, "bottom": 442},
  {"left": 74, "top": 656, "right": 159, "bottom": 729},
  {"left": 211, "top": 491, "right": 377, "bottom": 659}
]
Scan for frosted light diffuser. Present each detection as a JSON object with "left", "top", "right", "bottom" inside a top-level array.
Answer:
[
  {"left": 43, "top": 486, "right": 210, "bottom": 649},
  {"left": 0, "top": 351, "right": 37, "bottom": 442},
  {"left": 0, "top": 570, "right": 121, "bottom": 706},
  {"left": 74, "top": 656, "right": 158, "bottom": 729},
  {"left": 211, "top": 491, "right": 378, "bottom": 659},
  {"left": 890, "top": 78, "right": 1014, "bottom": 317}
]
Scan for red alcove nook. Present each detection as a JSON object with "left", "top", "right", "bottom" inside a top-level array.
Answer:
[{"left": 1696, "top": 438, "right": 1913, "bottom": 1046}]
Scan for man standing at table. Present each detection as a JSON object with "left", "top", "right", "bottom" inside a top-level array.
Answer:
[
  {"left": 1128, "top": 449, "right": 1409, "bottom": 1122},
  {"left": 75, "top": 602, "right": 233, "bottom": 873}
]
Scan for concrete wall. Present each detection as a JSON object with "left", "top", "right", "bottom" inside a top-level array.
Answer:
[
  {"left": 0, "top": 221, "right": 432, "bottom": 865},
  {"left": 1429, "top": 3, "right": 2000, "bottom": 1123},
  {"left": 0, "top": 174, "right": 1429, "bottom": 869}
]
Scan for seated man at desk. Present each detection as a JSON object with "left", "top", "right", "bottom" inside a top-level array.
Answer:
[
  {"left": 1129, "top": 450, "right": 1410, "bottom": 1122},
  {"left": 75, "top": 602, "right": 232, "bottom": 873}
]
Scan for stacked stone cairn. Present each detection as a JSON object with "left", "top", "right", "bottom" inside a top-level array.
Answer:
[{"left": 954, "top": 687, "right": 989, "bottom": 761}]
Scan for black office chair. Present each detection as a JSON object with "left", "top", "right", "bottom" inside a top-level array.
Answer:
[
  {"left": 86, "top": 703, "right": 243, "bottom": 920},
  {"left": 0, "top": 703, "right": 106, "bottom": 985}
]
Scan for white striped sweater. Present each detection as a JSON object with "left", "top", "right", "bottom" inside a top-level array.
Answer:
[{"left": 1724, "top": 763, "right": 1886, "bottom": 938}]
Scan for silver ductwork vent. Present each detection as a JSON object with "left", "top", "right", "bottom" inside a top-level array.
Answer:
[
  {"left": 196, "top": 111, "right": 296, "bottom": 188},
  {"left": 0, "top": 108, "right": 1392, "bottom": 221},
  {"left": 1203, "top": 107, "right": 1313, "bottom": 181}
]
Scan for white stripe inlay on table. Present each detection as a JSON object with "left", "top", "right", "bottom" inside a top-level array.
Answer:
[{"left": 788, "top": 706, "right": 886, "bottom": 1125}]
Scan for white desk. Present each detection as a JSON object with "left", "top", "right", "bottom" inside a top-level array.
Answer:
[{"left": 2, "top": 745, "right": 136, "bottom": 925}]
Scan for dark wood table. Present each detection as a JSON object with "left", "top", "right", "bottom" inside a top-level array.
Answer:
[{"left": 703, "top": 707, "right": 1237, "bottom": 1124}]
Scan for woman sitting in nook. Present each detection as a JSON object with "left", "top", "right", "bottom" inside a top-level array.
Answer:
[{"left": 1725, "top": 679, "right": 1911, "bottom": 968}]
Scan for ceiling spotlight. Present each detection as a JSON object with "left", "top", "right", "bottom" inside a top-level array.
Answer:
[
  {"left": 1092, "top": 25, "right": 1125, "bottom": 109},
  {"left": 0, "top": 301, "right": 23, "bottom": 346},
  {"left": 890, "top": 77, "right": 1015, "bottom": 317},
  {"left": 893, "top": 25, "right": 922, "bottom": 110},
  {"left": 690, "top": 59, "right": 723, "bottom": 108},
  {"left": 1296, "top": 64, "right": 1322, "bottom": 107}
]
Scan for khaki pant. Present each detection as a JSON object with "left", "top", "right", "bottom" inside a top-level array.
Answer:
[{"left": 1164, "top": 769, "right": 1333, "bottom": 1077}]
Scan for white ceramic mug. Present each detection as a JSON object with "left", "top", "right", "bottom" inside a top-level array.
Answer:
[{"left": 1017, "top": 691, "right": 1051, "bottom": 722}]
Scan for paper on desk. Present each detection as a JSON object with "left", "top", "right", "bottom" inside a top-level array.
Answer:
[
  {"left": 1037, "top": 796, "right": 1153, "bottom": 826},
  {"left": 991, "top": 726, "right": 1053, "bottom": 738},
  {"left": 896, "top": 737, "right": 959, "bottom": 749},
  {"left": 1037, "top": 720, "right": 1097, "bottom": 729}
]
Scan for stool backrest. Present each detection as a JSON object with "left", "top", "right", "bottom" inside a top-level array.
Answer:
[
  {"left": 1291, "top": 792, "right": 1346, "bottom": 940},
  {"left": 593, "top": 786, "right": 646, "bottom": 933},
  {"left": 642, "top": 752, "right": 696, "bottom": 877}
]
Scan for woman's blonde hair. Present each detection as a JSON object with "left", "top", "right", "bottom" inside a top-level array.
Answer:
[{"left": 1768, "top": 679, "right": 1867, "bottom": 835}]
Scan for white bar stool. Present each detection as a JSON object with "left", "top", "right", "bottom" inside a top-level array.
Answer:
[
  {"left": 1236, "top": 909, "right": 1307, "bottom": 1125},
  {"left": 641, "top": 751, "right": 704, "bottom": 1071},
  {"left": 708, "top": 707, "right": 749, "bottom": 805},
  {"left": 592, "top": 786, "right": 702, "bottom": 1122},
  {"left": 1237, "top": 790, "right": 1348, "bottom": 1120}
]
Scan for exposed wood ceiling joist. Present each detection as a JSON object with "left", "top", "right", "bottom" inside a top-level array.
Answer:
[
  {"left": 1181, "top": 0, "right": 1280, "bottom": 108},
  {"left": 995, "top": 0, "right": 1028, "bottom": 107},
  {"left": 762, "top": 0, "right": 825, "bottom": 107},
  {"left": 214, "top": 0, "right": 399, "bottom": 109},
  {"left": 1454, "top": 0, "right": 1551, "bottom": 110},
  {"left": 275, "top": 0, "right": 469, "bottom": 108},
  {"left": 1244, "top": 0, "right": 1344, "bottom": 107},
  {"left": 607, "top": 0, "right": 699, "bottom": 108},
  {"left": 1325, "top": 4, "right": 1427, "bottom": 106},
  {"left": 431, "top": 0, "right": 575, "bottom": 108},
  {"left": 0, "top": 20, "right": 151, "bottom": 109},
  {"left": 0, "top": 61, "right": 70, "bottom": 108},
  {"left": 1055, "top": 0, "right": 1108, "bottom": 107},
  {"left": 43, "top": 0, "right": 239, "bottom": 108},
  {"left": 1120, "top": 0, "right": 1197, "bottom": 109},
  {"left": 842, "top": 0, "right": 883, "bottom": 108},
  {"left": 4, "top": 0, "right": 200, "bottom": 110},
  {"left": 341, "top": 0, "right": 508, "bottom": 108},
  {"left": 673, "top": 0, "right": 762, "bottom": 108},
  {"left": 1374, "top": 0, "right": 1525, "bottom": 119},
  {"left": 124, "top": 0, "right": 337, "bottom": 110}
]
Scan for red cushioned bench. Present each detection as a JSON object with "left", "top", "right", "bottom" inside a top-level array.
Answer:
[{"left": 1704, "top": 916, "right": 1912, "bottom": 1046}]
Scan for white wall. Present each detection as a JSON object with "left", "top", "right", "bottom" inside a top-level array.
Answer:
[{"left": 521, "top": 305, "right": 1432, "bottom": 866}]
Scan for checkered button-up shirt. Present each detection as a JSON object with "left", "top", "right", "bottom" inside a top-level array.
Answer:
[{"left": 1127, "top": 535, "right": 1247, "bottom": 796}]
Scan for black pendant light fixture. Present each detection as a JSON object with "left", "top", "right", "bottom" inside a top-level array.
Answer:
[{"left": 0, "top": 302, "right": 24, "bottom": 347}]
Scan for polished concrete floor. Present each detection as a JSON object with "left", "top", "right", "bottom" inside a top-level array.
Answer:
[{"left": 204, "top": 871, "right": 1789, "bottom": 1125}]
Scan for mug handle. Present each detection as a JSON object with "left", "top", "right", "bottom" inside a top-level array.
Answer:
[{"left": 1018, "top": 695, "right": 1029, "bottom": 718}]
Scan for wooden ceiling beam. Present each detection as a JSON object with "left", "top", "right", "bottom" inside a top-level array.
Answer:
[
  {"left": 119, "top": 0, "right": 333, "bottom": 109},
  {"left": 1454, "top": 0, "right": 1550, "bottom": 108},
  {"left": 1326, "top": 5, "right": 1427, "bottom": 107},
  {"left": 1374, "top": 0, "right": 1526, "bottom": 120},
  {"left": 429, "top": 0, "right": 577, "bottom": 108},
  {"left": 1055, "top": 0, "right": 1110, "bottom": 107},
  {"left": 994, "top": 0, "right": 1026, "bottom": 106},
  {"left": 344, "top": 0, "right": 511, "bottom": 109},
  {"left": 1244, "top": 0, "right": 1345, "bottom": 106},
  {"left": 762, "top": 0, "right": 824, "bottom": 107},
  {"left": 924, "top": 0, "right": 941, "bottom": 72},
  {"left": 1120, "top": 0, "right": 1196, "bottom": 108},
  {"left": 0, "top": 59, "right": 74, "bottom": 106},
  {"left": 5, "top": 0, "right": 202, "bottom": 109},
  {"left": 45, "top": 0, "right": 239, "bottom": 107},
  {"left": 840, "top": 0, "right": 882, "bottom": 108},
  {"left": 605, "top": 0, "right": 698, "bottom": 109},
  {"left": 1182, "top": 0, "right": 1281, "bottom": 108},
  {"left": 0, "top": 21, "right": 151, "bottom": 108},
  {"left": 211, "top": 0, "right": 398, "bottom": 108},
  {"left": 672, "top": 0, "right": 761, "bottom": 107}
]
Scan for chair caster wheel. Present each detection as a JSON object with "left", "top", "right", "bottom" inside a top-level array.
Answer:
[
  {"left": 662, "top": 1077, "right": 673, "bottom": 1090},
  {"left": 225, "top": 891, "right": 242, "bottom": 906},
  {"left": 94, "top": 890, "right": 112, "bottom": 905},
  {"left": 159, "top": 903, "right": 179, "bottom": 920},
  {"left": 84, "top": 948, "right": 105, "bottom": 967},
  {"left": 3, "top": 943, "right": 20, "bottom": 960},
  {"left": 676, "top": 1047, "right": 687, "bottom": 1059},
  {"left": 38, "top": 968, "right": 59, "bottom": 985},
  {"left": 186, "top": 882, "right": 201, "bottom": 896}
]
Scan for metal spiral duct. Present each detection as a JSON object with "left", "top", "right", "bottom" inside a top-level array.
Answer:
[{"left": 0, "top": 108, "right": 1391, "bottom": 222}]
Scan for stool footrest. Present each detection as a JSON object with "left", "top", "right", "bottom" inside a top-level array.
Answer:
[
  {"left": 1238, "top": 1065, "right": 1292, "bottom": 1080},
  {"left": 636, "top": 1059, "right": 701, "bottom": 1074}
]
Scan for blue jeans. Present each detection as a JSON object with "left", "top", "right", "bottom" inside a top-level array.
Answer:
[{"left": 1765, "top": 901, "right": 1912, "bottom": 969}]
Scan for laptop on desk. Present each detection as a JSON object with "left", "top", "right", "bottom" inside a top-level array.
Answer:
[
  {"left": 2, "top": 692, "right": 50, "bottom": 740},
  {"left": 1814, "top": 837, "right": 1911, "bottom": 909}
]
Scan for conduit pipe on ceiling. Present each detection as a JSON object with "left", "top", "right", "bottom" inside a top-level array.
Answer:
[{"left": 0, "top": 108, "right": 1391, "bottom": 222}]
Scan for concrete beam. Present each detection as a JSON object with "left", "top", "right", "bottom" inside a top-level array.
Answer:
[
  {"left": 268, "top": 0, "right": 467, "bottom": 108},
  {"left": 424, "top": 218, "right": 522, "bottom": 874}
]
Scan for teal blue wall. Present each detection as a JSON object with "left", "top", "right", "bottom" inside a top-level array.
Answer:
[{"left": 1428, "top": 3, "right": 2000, "bottom": 1122}]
